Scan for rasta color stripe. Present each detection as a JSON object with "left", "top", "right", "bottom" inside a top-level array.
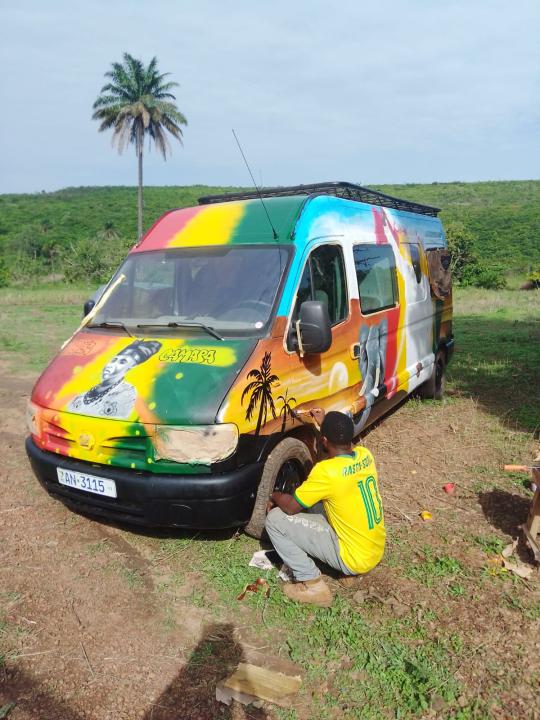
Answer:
[{"left": 133, "top": 196, "right": 305, "bottom": 252}]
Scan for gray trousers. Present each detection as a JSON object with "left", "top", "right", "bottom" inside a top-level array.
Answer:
[{"left": 265, "top": 507, "right": 354, "bottom": 581}]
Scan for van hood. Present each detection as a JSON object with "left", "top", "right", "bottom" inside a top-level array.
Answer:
[{"left": 31, "top": 330, "right": 257, "bottom": 426}]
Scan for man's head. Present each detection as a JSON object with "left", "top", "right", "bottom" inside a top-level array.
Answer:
[
  {"left": 101, "top": 340, "right": 161, "bottom": 384},
  {"left": 320, "top": 411, "right": 354, "bottom": 455}
]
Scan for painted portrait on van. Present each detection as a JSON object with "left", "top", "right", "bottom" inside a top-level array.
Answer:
[
  {"left": 68, "top": 340, "right": 161, "bottom": 419},
  {"left": 356, "top": 318, "right": 388, "bottom": 429}
]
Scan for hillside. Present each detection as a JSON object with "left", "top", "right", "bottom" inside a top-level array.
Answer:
[
  {"left": 0, "top": 181, "right": 538, "bottom": 278},
  {"left": 374, "top": 180, "right": 540, "bottom": 271}
]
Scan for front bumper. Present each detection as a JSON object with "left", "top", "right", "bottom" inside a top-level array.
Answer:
[{"left": 25, "top": 437, "right": 262, "bottom": 529}]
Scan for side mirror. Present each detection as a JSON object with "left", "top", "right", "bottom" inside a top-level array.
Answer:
[
  {"left": 83, "top": 299, "right": 95, "bottom": 317},
  {"left": 296, "top": 300, "right": 332, "bottom": 355}
]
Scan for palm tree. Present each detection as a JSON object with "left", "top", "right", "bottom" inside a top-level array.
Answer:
[
  {"left": 277, "top": 390, "right": 297, "bottom": 433},
  {"left": 92, "top": 53, "right": 187, "bottom": 239},
  {"left": 241, "top": 352, "right": 279, "bottom": 436},
  {"left": 96, "top": 221, "right": 120, "bottom": 241}
]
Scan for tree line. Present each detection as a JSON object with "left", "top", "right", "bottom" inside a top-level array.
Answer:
[{"left": 0, "top": 53, "right": 538, "bottom": 288}]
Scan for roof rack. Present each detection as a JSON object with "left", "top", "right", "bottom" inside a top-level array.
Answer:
[{"left": 198, "top": 181, "right": 440, "bottom": 217}]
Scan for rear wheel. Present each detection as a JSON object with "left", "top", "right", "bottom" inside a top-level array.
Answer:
[
  {"left": 418, "top": 349, "right": 446, "bottom": 400},
  {"left": 244, "top": 438, "right": 313, "bottom": 539}
]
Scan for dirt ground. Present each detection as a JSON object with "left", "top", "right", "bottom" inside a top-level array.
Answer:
[{"left": 1, "top": 368, "right": 539, "bottom": 720}]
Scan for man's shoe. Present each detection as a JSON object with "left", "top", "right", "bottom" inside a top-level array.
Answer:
[
  {"left": 338, "top": 574, "right": 362, "bottom": 589},
  {"left": 282, "top": 577, "right": 333, "bottom": 607}
]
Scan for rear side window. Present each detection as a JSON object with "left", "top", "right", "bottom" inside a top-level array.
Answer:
[
  {"left": 292, "top": 245, "right": 348, "bottom": 326},
  {"left": 353, "top": 244, "right": 398, "bottom": 314},
  {"left": 408, "top": 243, "right": 423, "bottom": 284}
]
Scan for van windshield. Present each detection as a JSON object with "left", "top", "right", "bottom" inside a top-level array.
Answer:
[{"left": 90, "top": 245, "right": 290, "bottom": 336}]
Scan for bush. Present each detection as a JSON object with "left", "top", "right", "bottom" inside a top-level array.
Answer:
[
  {"left": 445, "top": 221, "right": 476, "bottom": 283},
  {"left": 445, "top": 222, "right": 507, "bottom": 289},
  {"left": 461, "top": 261, "right": 507, "bottom": 289},
  {"left": 0, "top": 256, "right": 10, "bottom": 287},
  {"left": 526, "top": 270, "right": 540, "bottom": 289},
  {"left": 62, "top": 236, "right": 129, "bottom": 284}
]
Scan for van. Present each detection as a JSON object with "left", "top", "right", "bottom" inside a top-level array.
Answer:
[{"left": 26, "top": 182, "right": 453, "bottom": 537}]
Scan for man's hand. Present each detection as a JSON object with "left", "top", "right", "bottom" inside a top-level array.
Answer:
[
  {"left": 293, "top": 406, "right": 325, "bottom": 429},
  {"left": 269, "top": 491, "right": 303, "bottom": 516},
  {"left": 309, "top": 407, "right": 325, "bottom": 427}
]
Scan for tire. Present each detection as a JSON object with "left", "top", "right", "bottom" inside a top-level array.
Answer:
[
  {"left": 244, "top": 438, "right": 313, "bottom": 539},
  {"left": 418, "top": 349, "right": 446, "bottom": 400}
]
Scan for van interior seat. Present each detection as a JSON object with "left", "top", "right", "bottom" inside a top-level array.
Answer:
[
  {"left": 148, "top": 287, "right": 174, "bottom": 317},
  {"left": 314, "top": 289, "right": 329, "bottom": 308}
]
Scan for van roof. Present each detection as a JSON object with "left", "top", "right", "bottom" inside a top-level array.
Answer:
[
  {"left": 133, "top": 182, "right": 441, "bottom": 254},
  {"left": 198, "top": 181, "right": 440, "bottom": 217},
  {"left": 132, "top": 195, "right": 305, "bottom": 252}
]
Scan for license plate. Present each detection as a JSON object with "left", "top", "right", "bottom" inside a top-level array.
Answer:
[{"left": 57, "top": 468, "right": 117, "bottom": 498}]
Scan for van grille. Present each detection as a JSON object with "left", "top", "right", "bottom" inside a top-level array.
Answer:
[{"left": 38, "top": 410, "right": 151, "bottom": 465}]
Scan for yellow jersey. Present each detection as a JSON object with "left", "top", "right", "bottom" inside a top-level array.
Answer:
[{"left": 294, "top": 446, "right": 385, "bottom": 574}]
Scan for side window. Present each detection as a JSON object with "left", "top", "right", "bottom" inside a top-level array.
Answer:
[
  {"left": 291, "top": 262, "right": 313, "bottom": 323},
  {"left": 291, "top": 245, "right": 348, "bottom": 326},
  {"left": 353, "top": 244, "right": 398, "bottom": 314},
  {"left": 310, "top": 245, "right": 348, "bottom": 324},
  {"left": 408, "top": 243, "right": 422, "bottom": 284}
]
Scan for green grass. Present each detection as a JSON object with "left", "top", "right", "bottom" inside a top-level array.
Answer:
[
  {"left": 118, "top": 567, "right": 145, "bottom": 590},
  {"left": 449, "top": 286, "right": 540, "bottom": 432},
  {"left": 166, "top": 532, "right": 462, "bottom": 717},
  {"left": 471, "top": 534, "right": 507, "bottom": 556},
  {"left": 405, "top": 547, "right": 466, "bottom": 588},
  {"left": 0, "top": 284, "right": 96, "bottom": 372},
  {"left": 85, "top": 539, "right": 110, "bottom": 556},
  {"left": 502, "top": 593, "right": 540, "bottom": 621}
]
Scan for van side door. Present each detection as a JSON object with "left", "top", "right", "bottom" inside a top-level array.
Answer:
[
  {"left": 352, "top": 243, "right": 401, "bottom": 426},
  {"left": 399, "top": 242, "right": 435, "bottom": 392},
  {"left": 280, "top": 243, "right": 359, "bottom": 419}
]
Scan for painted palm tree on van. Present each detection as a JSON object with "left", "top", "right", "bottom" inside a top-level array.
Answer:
[
  {"left": 277, "top": 390, "right": 297, "bottom": 433},
  {"left": 241, "top": 352, "right": 279, "bottom": 435}
]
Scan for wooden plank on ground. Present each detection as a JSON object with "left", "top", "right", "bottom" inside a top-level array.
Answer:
[{"left": 218, "top": 662, "right": 302, "bottom": 707}]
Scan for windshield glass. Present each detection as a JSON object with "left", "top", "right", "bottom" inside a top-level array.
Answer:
[{"left": 91, "top": 245, "right": 290, "bottom": 336}]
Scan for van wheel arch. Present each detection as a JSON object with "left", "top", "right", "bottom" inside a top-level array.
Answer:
[{"left": 244, "top": 437, "right": 313, "bottom": 539}]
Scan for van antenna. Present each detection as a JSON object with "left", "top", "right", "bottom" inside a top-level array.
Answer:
[{"left": 232, "top": 129, "right": 278, "bottom": 240}]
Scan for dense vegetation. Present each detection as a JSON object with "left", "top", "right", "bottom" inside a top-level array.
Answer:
[{"left": 0, "top": 180, "right": 538, "bottom": 287}]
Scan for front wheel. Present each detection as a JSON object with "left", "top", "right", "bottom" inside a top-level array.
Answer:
[
  {"left": 244, "top": 438, "right": 313, "bottom": 539},
  {"left": 418, "top": 350, "right": 446, "bottom": 400}
]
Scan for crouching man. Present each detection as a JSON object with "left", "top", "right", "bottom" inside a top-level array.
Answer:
[{"left": 265, "top": 411, "right": 385, "bottom": 607}]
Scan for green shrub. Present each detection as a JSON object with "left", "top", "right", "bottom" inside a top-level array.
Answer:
[
  {"left": 0, "top": 256, "right": 9, "bottom": 287},
  {"left": 445, "top": 221, "right": 476, "bottom": 283},
  {"left": 461, "top": 261, "right": 507, "bottom": 289},
  {"left": 474, "top": 265, "right": 507, "bottom": 289},
  {"left": 526, "top": 270, "right": 540, "bottom": 288},
  {"left": 62, "top": 237, "right": 129, "bottom": 284}
]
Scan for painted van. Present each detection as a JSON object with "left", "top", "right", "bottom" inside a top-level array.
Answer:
[{"left": 26, "top": 182, "right": 453, "bottom": 537}]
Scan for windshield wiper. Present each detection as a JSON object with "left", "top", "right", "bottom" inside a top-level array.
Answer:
[
  {"left": 87, "top": 321, "right": 134, "bottom": 337},
  {"left": 137, "top": 321, "right": 224, "bottom": 341}
]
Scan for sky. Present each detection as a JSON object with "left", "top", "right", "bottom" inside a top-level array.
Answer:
[{"left": 1, "top": 0, "right": 539, "bottom": 194}]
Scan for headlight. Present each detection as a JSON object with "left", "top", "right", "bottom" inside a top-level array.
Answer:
[
  {"left": 26, "top": 401, "right": 40, "bottom": 435},
  {"left": 153, "top": 424, "right": 238, "bottom": 465}
]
